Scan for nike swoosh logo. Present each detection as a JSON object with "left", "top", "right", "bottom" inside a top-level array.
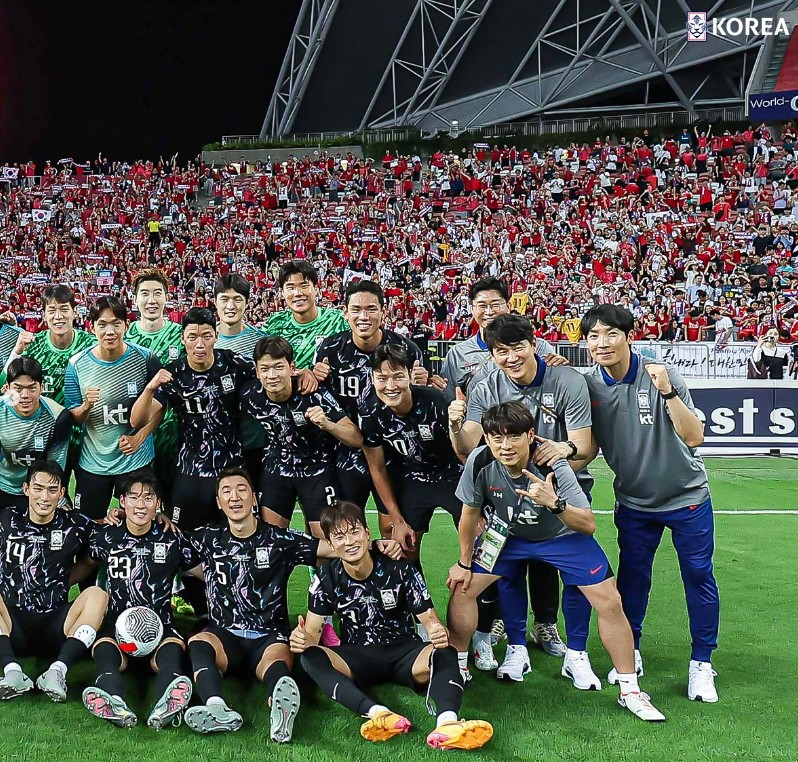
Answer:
[
  {"left": 689, "top": 504, "right": 699, "bottom": 511},
  {"left": 449, "top": 680, "right": 464, "bottom": 692},
  {"left": 590, "top": 565, "right": 604, "bottom": 575},
  {"left": 332, "top": 683, "right": 338, "bottom": 700}
]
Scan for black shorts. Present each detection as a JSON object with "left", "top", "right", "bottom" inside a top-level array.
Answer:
[
  {"left": 329, "top": 640, "right": 428, "bottom": 688},
  {"left": 172, "top": 474, "right": 220, "bottom": 531},
  {"left": 244, "top": 449, "right": 263, "bottom": 496},
  {"left": 0, "top": 490, "right": 27, "bottom": 511},
  {"left": 397, "top": 478, "right": 462, "bottom": 533},
  {"left": 74, "top": 467, "right": 138, "bottom": 520},
  {"left": 334, "top": 468, "right": 389, "bottom": 514},
  {"left": 200, "top": 624, "right": 287, "bottom": 675},
  {"left": 260, "top": 470, "right": 336, "bottom": 523},
  {"left": 8, "top": 604, "right": 70, "bottom": 656}
]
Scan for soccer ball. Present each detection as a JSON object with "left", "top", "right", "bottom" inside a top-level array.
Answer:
[{"left": 115, "top": 606, "right": 164, "bottom": 656}]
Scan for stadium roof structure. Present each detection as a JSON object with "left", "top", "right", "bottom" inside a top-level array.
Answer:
[{"left": 260, "top": 0, "right": 798, "bottom": 139}]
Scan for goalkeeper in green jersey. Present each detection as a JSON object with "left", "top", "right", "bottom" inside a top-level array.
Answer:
[{"left": 125, "top": 268, "right": 183, "bottom": 505}]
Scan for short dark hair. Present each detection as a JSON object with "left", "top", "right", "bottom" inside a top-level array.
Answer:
[
  {"left": 320, "top": 500, "right": 368, "bottom": 541},
  {"left": 132, "top": 268, "right": 170, "bottom": 295},
  {"left": 482, "top": 401, "right": 536, "bottom": 437},
  {"left": 25, "top": 460, "right": 64, "bottom": 486},
  {"left": 7, "top": 357, "right": 43, "bottom": 384},
  {"left": 344, "top": 280, "right": 384, "bottom": 308},
  {"left": 253, "top": 336, "right": 294, "bottom": 364},
  {"left": 181, "top": 307, "right": 217, "bottom": 332},
  {"left": 469, "top": 277, "right": 509, "bottom": 303},
  {"left": 215, "top": 466, "right": 254, "bottom": 495},
  {"left": 279, "top": 260, "right": 318, "bottom": 287},
  {"left": 118, "top": 468, "right": 161, "bottom": 501},
  {"left": 580, "top": 305, "right": 635, "bottom": 336},
  {"left": 370, "top": 343, "right": 412, "bottom": 371},
  {"left": 90, "top": 295, "right": 127, "bottom": 324},
  {"left": 42, "top": 284, "right": 76, "bottom": 309},
  {"left": 484, "top": 314, "right": 536, "bottom": 350},
  {"left": 214, "top": 273, "right": 251, "bottom": 299}
]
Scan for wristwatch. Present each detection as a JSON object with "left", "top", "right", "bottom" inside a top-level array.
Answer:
[
  {"left": 565, "top": 440, "right": 578, "bottom": 459},
  {"left": 550, "top": 497, "right": 567, "bottom": 514},
  {"left": 660, "top": 388, "right": 678, "bottom": 400}
]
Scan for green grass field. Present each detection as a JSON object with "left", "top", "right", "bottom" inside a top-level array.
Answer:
[{"left": 2, "top": 458, "right": 797, "bottom": 762}]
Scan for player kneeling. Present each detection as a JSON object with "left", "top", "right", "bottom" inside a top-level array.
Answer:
[
  {"left": 446, "top": 402, "right": 665, "bottom": 722},
  {"left": 81, "top": 470, "right": 194, "bottom": 729},
  {"left": 290, "top": 501, "right": 493, "bottom": 751}
]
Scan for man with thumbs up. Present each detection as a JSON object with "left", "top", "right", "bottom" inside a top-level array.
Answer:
[{"left": 445, "top": 402, "right": 665, "bottom": 723}]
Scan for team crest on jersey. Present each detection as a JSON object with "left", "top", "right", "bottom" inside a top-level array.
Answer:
[
  {"left": 489, "top": 485, "right": 503, "bottom": 499},
  {"left": 315, "top": 335, "right": 326, "bottom": 349},
  {"left": 153, "top": 543, "right": 167, "bottom": 563},
  {"left": 169, "top": 346, "right": 179, "bottom": 360},
  {"left": 292, "top": 410, "right": 307, "bottom": 426},
  {"left": 49, "top": 530, "right": 63, "bottom": 550},
  {"left": 34, "top": 436, "right": 44, "bottom": 450},
  {"left": 637, "top": 391, "right": 653, "bottom": 425},
  {"left": 221, "top": 374, "right": 234, "bottom": 393},
  {"left": 255, "top": 547, "right": 271, "bottom": 568},
  {"left": 380, "top": 589, "right": 397, "bottom": 609},
  {"left": 127, "top": 382, "right": 138, "bottom": 397},
  {"left": 172, "top": 505, "right": 181, "bottom": 522},
  {"left": 542, "top": 393, "right": 555, "bottom": 408},
  {"left": 418, "top": 424, "right": 433, "bottom": 441}
]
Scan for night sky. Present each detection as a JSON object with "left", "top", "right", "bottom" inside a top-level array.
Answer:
[{"left": 0, "top": 0, "right": 300, "bottom": 164}]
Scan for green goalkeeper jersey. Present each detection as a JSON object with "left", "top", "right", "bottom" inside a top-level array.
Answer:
[
  {"left": 264, "top": 307, "right": 348, "bottom": 369},
  {"left": 125, "top": 320, "right": 184, "bottom": 458}
]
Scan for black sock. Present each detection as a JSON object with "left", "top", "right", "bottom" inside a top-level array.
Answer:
[
  {"left": 93, "top": 641, "right": 125, "bottom": 698},
  {"left": 427, "top": 646, "right": 463, "bottom": 716},
  {"left": 528, "top": 560, "right": 560, "bottom": 625},
  {"left": 188, "top": 641, "right": 224, "bottom": 703},
  {"left": 57, "top": 637, "right": 89, "bottom": 670},
  {"left": 181, "top": 576, "right": 208, "bottom": 618},
  {"left": 477, "top": 582, "right": 499, "bottom": 632},
  {"left": 0, "top": 634, "right": 16, "bottom": 671},
  {"left": 153, "top": 641, "right": 185, "bottom": 697},
  {"left": 261, "top": 660, "right": 290, "bottom": 697},
  {"left": 300, "top": 646, "right": 374, "bottom": 716}
]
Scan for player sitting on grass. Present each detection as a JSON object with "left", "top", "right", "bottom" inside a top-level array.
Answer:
[
  {"left": 445, "top": 402, "right": 666, "bottom": 722},
  {"left": 0, "top": 460, "right": 108, "bottom": 702},
  {"left": 80, "top": 469, "right": 195, "bottom": 730},
  {"left": 290, "top": 500, "right": 494, "bottom": 751},
  {"left": 182, "top": 468, "right": 402, "bottom": 742}
]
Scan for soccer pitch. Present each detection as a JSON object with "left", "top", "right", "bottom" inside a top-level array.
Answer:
[{"left": 1, "top": 458, "right": 796, "bottom": 762}]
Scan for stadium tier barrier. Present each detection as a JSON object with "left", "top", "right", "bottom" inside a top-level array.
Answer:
[{"left": 428, "top": 340, "right": 767, "bottom": 379}]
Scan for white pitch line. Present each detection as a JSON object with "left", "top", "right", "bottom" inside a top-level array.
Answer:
[{"left": 365, "top": 509, "right": 798, "bottom": 516}]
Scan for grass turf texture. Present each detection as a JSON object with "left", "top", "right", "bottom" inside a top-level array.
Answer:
[{"left": 1, "top": 457, "right": 796, "bottom": 761}]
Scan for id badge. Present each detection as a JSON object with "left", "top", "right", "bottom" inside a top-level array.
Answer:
[{"left": 472, "top": 514, "right": 509, "bottom": 573}]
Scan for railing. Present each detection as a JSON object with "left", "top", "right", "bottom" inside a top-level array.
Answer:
[
  {"left": 428, "top": 340, "right": 757, "bottom": 379},
  {"left": 222, "top": 105, "right": 747, "bottom": 148}
]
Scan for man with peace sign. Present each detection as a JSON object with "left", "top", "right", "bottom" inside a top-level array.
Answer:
[{"left": 445, "top": 402, "right": 665, "bottom": 723}]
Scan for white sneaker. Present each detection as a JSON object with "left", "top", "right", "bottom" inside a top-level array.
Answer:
[
  {"left": 688, "top": 660, "right": 718, "bottom": 703},
  {"left": 618, "top": 690, "right": 666, "bottom": 722},
  {"left": 561, "top": 649, "right": 601, "bottom": 691},
  {"left": 496, "top": 645, "right": 531, "bottom": 682},
  {"left": 472, "top": 637, "right": 498, "bottom": 671},
  {"left": 460, "top": 666, "right": 473, "bottom": 684},
  {"left": 607, "top": 650, "right": 644, "bottom": 685}
]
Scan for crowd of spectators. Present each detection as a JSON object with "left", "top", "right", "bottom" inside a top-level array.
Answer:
[{"left": 3, "top": 121, "right": 798, "bottom": 356}]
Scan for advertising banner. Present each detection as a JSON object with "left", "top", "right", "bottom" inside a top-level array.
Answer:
[
  {"left": 687, "top": 380, "right": 798, "bottom": 454},
  {"left": 748, "top": 89, "right": 798, "bottom": 121}
]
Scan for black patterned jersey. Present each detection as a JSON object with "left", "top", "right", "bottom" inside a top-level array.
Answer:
[
  {"left": 0, "top": 508, "right": 93, "bottom": 613},
  {"left": 308, "top": 553, "right": 433, "bottom": 646},
  {"left": 360, "top": 386, "right": 463, "bottom": 483},
  {"left": 186, "top": 520, "right": 318, "bottom": 635},
  {"left": 315, "top": 330, "right": 425, "bottom": 474},
  {"left": 89, "top": 522, "right": 197, "bottom": 626},
  {"left": 155, "top": 349, "right": 252, "bottom": 477},
  {"left": 238, "top": 378, "right": 346, "bottom": 478}
]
